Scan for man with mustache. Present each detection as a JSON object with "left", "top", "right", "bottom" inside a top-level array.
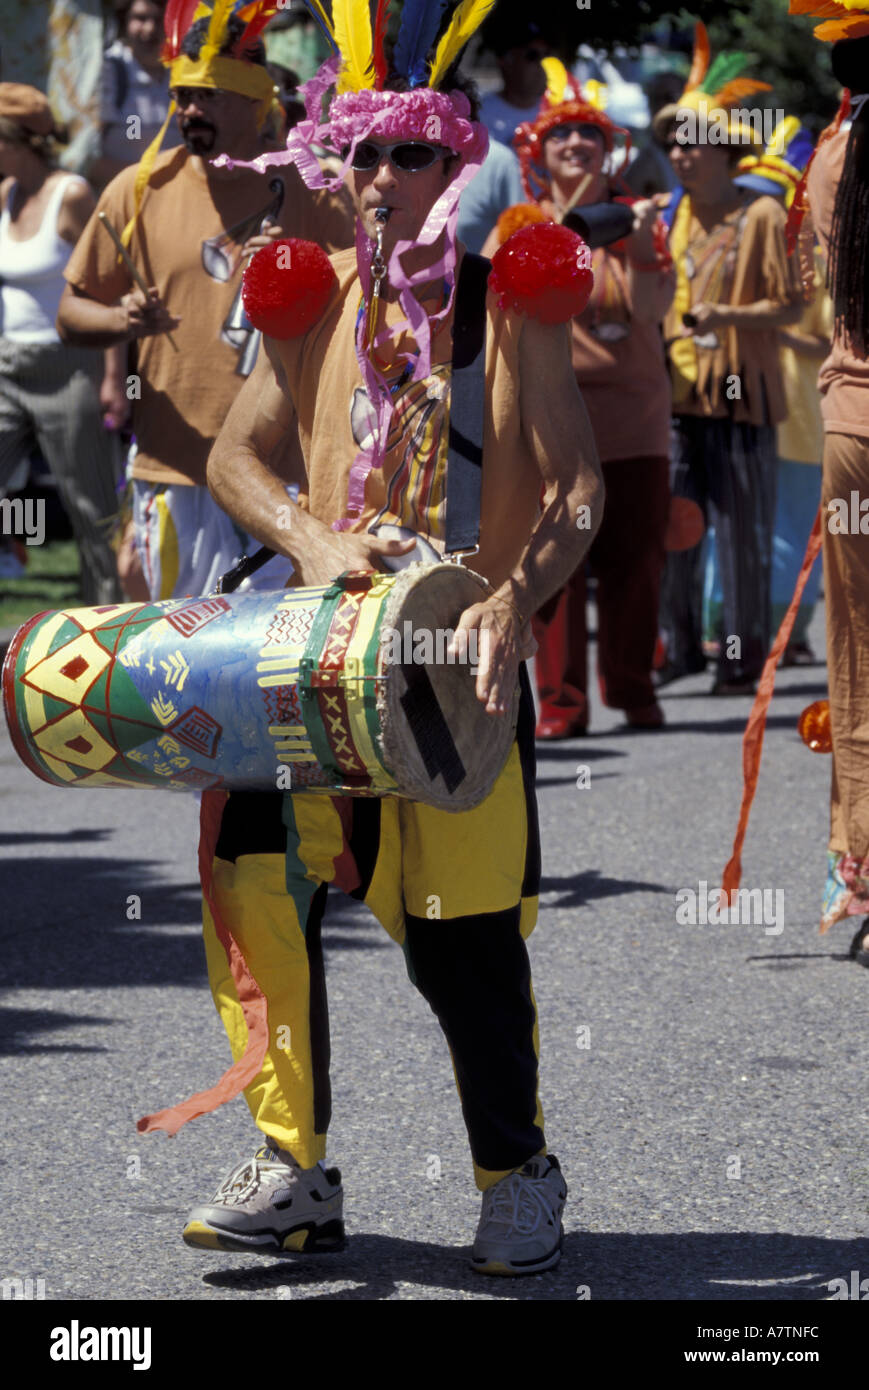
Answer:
[{"left": 57, "top": 7, "right": 353, "bottom": 600}]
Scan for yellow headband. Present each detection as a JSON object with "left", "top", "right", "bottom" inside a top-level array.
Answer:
[{"left": 168, "top": 54, "right": 275, "bottom": 114}]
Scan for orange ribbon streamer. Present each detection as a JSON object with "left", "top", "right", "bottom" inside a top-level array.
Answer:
[
  {"left": 137, "top": 788, "right": 270, "bottom": 1136},
  {"left": 720, "top": 507, "right": 824, "bottom": 906}
]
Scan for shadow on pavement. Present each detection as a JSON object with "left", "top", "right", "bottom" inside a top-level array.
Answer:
[
  {"left": 539, "top": 869, "right": 670, "bottom": 910},
  {"left": 0, "top": 854, "right": 386, "bottom": 1013},
  {"left": 747, "top": 950, "right": 848, "bottom": 966},
  {"left": 649, "top": 712, "right": 814, "bottom": 736},
  {"left": 534, "top": 745, "right": 627, "bottom": 761},
  {"left": 198, "top": 1229, "right": 869, "bottom": 1300},
  {"left": 0, "top": 829, "right": 111, "bottom": 847},
  {"left": 660, "top": 681, "right": 827, "bottom": 703},
  {"left": 536, "top": 772, "right": 619, "bottom": 790},
  {"left": 0, "top": 1004, "right": 109, "bottom": 1055}
]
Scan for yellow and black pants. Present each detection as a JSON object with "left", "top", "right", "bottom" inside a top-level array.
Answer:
[{"left": 203, "top": 669, "right": 544, "bottom": 1191}]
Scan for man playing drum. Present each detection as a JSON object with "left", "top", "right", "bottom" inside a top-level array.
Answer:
[{"left": 164, "top": 1, "right": 603, "bottom": 1277}]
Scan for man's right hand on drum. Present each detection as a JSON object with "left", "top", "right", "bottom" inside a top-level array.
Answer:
[{"left": 289, "top": 526, "right": 417, "bottom": 589}]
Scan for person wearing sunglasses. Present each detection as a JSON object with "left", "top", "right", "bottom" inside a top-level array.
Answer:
[
  {"left": 346, "top": 140, "right": 451, "bottom": 173},
  {"left": 57, "top": 5, "right": 353, "bottom": 603},
  {"left": 195, "top": 4, "right": 603, "bottom": 1279},
  {"left": 486, "top": 65, "right": 676, "bottom": 738}
]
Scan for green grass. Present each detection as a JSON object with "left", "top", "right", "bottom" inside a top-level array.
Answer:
[{"left": 0, "top": 540, "right": 81, "bottom": 633}]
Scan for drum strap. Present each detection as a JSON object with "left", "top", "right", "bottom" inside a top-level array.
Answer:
[
  {"left": 217, "top": 252, "right": 491, "bottom": 594},
  {"left": 444, "top": 251, "right": 490, "bottom": 560}
]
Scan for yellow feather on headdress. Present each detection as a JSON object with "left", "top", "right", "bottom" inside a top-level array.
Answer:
[
  {"left": 334, "top": 0, "right": 376, "bottom": 93},
  {"left": 584, "top": 79, "right": 607, "bottom": 111},
  {"left": 200, "top": 0, "right": 236, "bottom": 64},
  {"left": 767, "top": 113, "right": 801, "bottom": 156},
  {"left": 542, "top": 57, "right": 569, "bottom": 107},
  {"left": 429, "top": 0, "right": 497, "bottom": 90}
]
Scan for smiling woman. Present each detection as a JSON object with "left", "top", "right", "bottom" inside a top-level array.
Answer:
[{"left": 489, "top": 61, "right": 675, "bottom": 737}]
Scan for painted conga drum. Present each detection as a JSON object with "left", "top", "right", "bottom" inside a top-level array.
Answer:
[{"left": 2, "top": 564, "right": 518, "bottom": 812}]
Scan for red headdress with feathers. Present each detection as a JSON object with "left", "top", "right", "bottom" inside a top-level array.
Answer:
[{"left": 513, "top": 59, "right": 631, "bottom": 203}]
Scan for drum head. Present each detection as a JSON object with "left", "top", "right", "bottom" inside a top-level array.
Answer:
[{"left": 377, "top": 564, "right": 520, "bottom": 812}]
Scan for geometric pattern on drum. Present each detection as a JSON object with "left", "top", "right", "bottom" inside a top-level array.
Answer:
[
  {"left": 281, "top": 757, "right": 332, "bottom": 788},
  {"left": 263, "top": 600, "right": 317, "bottom": 650},
  {"left": 256, "top": 592, "right": 330, "bottom": 787},
  {"left": 11, "top": 601, "right": 197, "bottom": 789},
  {"left": 260, "top": 679, "right": 305, "bottom": 730},
  {"left": 165, "top": 595, "right": 230, "bottom": 638},
  {"left": 316, "top": 588, "right": 370, "bottom": 779},
  {"left": 169, "top": 705, "right": 221, "bottom": 759}
]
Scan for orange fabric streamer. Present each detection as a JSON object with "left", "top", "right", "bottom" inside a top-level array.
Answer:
[
  {"left": 137, "top": 788, "right": 270, "bottom": 1136},
  {"left": 720, "top": 507, "right": 824, "bottom": 905}
]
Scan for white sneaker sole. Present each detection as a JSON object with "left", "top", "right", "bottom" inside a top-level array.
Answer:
[
  {"left": 182, "top": 1214, "right": 345, "bottom": 1255},
  {"left": 471, "top": 1230, "right": 564, "bottom": 1277}
]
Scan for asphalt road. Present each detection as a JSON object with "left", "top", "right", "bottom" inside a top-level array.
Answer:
[{"left": 1, "top": 604, "right": 867, "bottom": 1303}]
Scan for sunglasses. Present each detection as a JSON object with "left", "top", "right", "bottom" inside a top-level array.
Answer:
[
  {"left": 347, "top": 141, "right": 451, "bottom": 173},
  {"left": 170, "top": 87, "right": 227, "bottom": 106},
  {"left": 547, "top": 123, "right": 603, "bottom": 143}
]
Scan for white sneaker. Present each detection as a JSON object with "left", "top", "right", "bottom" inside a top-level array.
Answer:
[
  {"left": 183, "top": 1137, "right": 344, "bottom": 1254},
  {"left": 471, "top": 1153, "right": 567, "bottom": 1276}
]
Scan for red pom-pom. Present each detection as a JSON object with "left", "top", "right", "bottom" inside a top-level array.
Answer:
[
  {"left": 488, "top": 223, "right": 594, "bottom": 324},
  {"left": 242, "top": 238, "right": 338, "bottom": 339}
]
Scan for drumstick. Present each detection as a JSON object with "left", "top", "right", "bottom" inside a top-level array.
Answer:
[
  {"left": 98, "top": 212, "right": 179, "bottom": 353},
  {"left": 556, "top": 172, "right": 593, "bottom": 225}
]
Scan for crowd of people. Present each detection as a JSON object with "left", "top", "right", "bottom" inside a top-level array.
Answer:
[
  {"left": 2, "top": 0, "right": 868, "bottom": 1275},
  {"left": 0, "top": 7, "right": 836, "bottom": 714}
]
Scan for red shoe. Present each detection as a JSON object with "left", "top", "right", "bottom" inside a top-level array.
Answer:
[
  {"left": 624, "top": 703, "right": 665, "bottom": 729},
  {"left": 535, "top": 715, "right": 588, "bottom": 740}
]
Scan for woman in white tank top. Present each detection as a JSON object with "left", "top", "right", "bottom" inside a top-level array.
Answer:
[{"left": 0, "top": 82, "right": 121, "bottom": 604}]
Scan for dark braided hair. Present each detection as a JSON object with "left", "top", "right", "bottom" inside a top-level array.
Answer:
[{"left": 828, "top": 37, "right": 869, "bottom": 355}]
